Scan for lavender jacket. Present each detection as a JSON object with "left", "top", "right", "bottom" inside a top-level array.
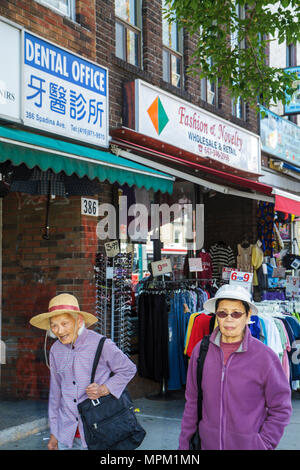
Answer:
[
  {"left": 48, "top": 328, "right": 137, "bottom": 448},
  {"left": 179, "top": 326, "right": 292, "bottom": 450}
]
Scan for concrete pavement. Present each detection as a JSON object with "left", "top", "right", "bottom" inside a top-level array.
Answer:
[{"left": 0, "top": 391, "right": 300, "bottom": 450}]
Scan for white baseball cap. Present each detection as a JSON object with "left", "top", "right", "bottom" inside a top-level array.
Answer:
[{"left": 203, "top": 284, "right": 258, "bottom": 315}]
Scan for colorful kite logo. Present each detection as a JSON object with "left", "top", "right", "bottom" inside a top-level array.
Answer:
[{"left": 147, "top": 96, "right": 169, "bottom": 135}]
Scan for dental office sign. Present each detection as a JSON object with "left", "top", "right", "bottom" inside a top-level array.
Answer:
[
  {"left": 135, "top": 80, "right": 260, "bottom": 174},
  {"left": 0, "top": 18, "right": 108, "bottom": 148},
  {"left": 24, "top": 32, "right": 108, "bottom": 147}
]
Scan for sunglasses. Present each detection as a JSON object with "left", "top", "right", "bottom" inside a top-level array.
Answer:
[{"left": 216, "top": 311, "right": 246, "bottom": 319}]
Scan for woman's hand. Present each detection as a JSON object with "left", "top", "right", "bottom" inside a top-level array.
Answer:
[
  {"left": 48, "top": 434, "right": 58, "bottom": 450},
  {"left": 85, "top": 383, "right": 110, "bottom": 399}
]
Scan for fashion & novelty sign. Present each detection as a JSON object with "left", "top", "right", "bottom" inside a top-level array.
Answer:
[{"left": 135, "top": 80, "right": 260, "bottom": 174}]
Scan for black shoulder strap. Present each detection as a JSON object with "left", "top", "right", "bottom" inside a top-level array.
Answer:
[
  {"left": 196, "top": 335, "right": 210, "bottom": 424},
  {"left": 91, "top": 336, "right": 106, "bottom": 383}
]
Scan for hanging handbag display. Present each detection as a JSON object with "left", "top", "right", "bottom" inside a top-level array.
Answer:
[
  {"left": 78, "top": 337, "right": 146, "bottom": 450},
  {"left": 189, "top": 335, "right": 210, "bottom": 451}
]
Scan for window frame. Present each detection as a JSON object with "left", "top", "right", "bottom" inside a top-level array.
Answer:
[
  {"left": 231, "top": 3, "right": 247, "bottom": 120},
  {"left": 201, "top": 58, "right": 218, "bottom": 107},
  {"left": 286, "top": 43, "right": 296, "bottom": 68},
  {"left": 115, "top": 0, "right": 142, "bottom": 68},
  {"left": 35, "top": 0, "right": 75, "bottom": 20},
  {"left": 162, "top": 1, "right": 183, "bottom": 89}
]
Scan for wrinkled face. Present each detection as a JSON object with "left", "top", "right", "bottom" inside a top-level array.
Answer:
[
  {"left": 216, "top": 299, "right": 250, "bottom": 343},
  {"left": 50, "top": 313, "right": 83, "bottom": 344}
]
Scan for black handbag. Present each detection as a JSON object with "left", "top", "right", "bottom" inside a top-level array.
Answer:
[
  {"left": 78, "top": 337, "right": 146, "bottom": 450},
  {"left": 189, "top": 335, "right": 210, "bottom": 451}
]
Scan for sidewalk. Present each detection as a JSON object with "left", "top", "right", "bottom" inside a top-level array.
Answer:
[
  {"left": 0, "top": 391, "right": 186, "bottom": 451},
  {"left": 0, "top": 391, "right": 300, "bottom": 450}
]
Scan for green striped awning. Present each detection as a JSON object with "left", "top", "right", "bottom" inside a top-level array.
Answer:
[{"left": 0, "top": 125, "right": 174, "bottom": 194}]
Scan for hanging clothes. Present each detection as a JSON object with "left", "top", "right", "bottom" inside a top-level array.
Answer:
[
  {"left": 282, "top": 316, "right": 300, "bottom": 382},
  {"left": 251, "top": 241, "right": 264, "bottom": 286},
  {"left": 248, "top": 315, "right": 261, "bottom": 339},
  {"left": 237, "top": 243, "right": 253, "bottom": 272},
  {"left": 137, "top": 291, "right": 169, "bottom": 383},
  {"left": 184, "top": 313, "right": 212, "bottom": 358},
  {"left": 257, "top": 202, "right": 276, "bottom": 256},
  {"left": 209, "top": 242, "right": 235, "bottom": 280},
  {"left": 196, "top": 251, "right": 213, "bottom": 286}
]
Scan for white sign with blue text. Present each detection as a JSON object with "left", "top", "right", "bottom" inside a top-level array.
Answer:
[{"left": 23, "top": 32, "right": 109, "bottom": 147}]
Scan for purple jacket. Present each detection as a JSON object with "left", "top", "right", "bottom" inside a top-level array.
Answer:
[
  {"left": 48, "top": 328, "right": 137, "bottom": 448},
  {"left": 179, "top": 326, "right": 292, "bottom": 450}
]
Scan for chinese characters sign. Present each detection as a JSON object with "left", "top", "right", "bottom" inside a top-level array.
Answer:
[
  {"left": 24, "top": 32, "right": 108, "bottom": 147},
  {"left": 284, "top": 67, "right": 300, "bottom": 116},
  {"left": 260, "top": 105, "right": 300, "bottom": 167},
  {"left": 135, "top": 80, "right": 260, "bottom": 174}
]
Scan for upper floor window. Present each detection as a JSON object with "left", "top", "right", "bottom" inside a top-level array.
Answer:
[
  {"left": 115, "top": 0, "right": 142, "bottom": 67},
  {"left": 162, "top": 0, "right": 183, "bottom": 88},
  {"left": 231, "top": 3, "right": 247, "bottom": 120},
  {"left": 36, "top": 0, "right": 75, "bottom": 19},
  {"left": 201, "top": 58, "right": 218, "bottom": 106},
  {"left": 286, "top": 43, "right": 296, "bottom": 67}
]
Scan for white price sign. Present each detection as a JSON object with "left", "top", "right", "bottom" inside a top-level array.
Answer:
[
  {"left": 104, "top": 240, "right": 120, "bottom": 258},
  {"left": 229, "top": 271, "right": 253, "bottom": 292},
  {"left": 188, "top": 258, "right": 203, "bottom": 272},
  {"left": 286, "top": 276, "right": 300, "bottom": 298},
  {"left": 81, "top": 198, "right": 98, "bottom": 217},
  {"left": 222, "top": 267, "right": 235, "bottom": 280},
  {"left": 151, "top": 259, "right": 172, "bottom": 277}
]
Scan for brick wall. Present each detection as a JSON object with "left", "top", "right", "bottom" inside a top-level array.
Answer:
[
  {"left": 0, "top": 0, "right": 260, "bottom": 400},
  {"left": 0, "top": 0, "right": 96, "bottom": 61},
  {"left": 0, "top": 0, "right": 259, "bottom": 135},
  {"left": 93, "top": 0, "right": 259, "bottom": 135},
  {"left": 1, "top": 184, "right": 112, "bottom": 400},
  {"left": 204, "top": 193, "right": 258, "bottom": 256}
]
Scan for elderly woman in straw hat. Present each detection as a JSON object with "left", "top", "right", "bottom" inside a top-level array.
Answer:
[
  {"left": 30, "top": 293, "right": 136, "bottom": 450},
  {"left": 178, "top": 284, "right": 292, "bottom": 450}
]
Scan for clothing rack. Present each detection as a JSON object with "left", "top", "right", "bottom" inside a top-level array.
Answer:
[{"left": 137, "top": 278, "right": 216, "bottom": 401}]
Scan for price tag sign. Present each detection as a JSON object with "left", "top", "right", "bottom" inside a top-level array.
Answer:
[
  {"left": 286, "top": 276, "right": 300, "bottom": 297},
  {"left": 151, "top": 259, "right": 172, "bottom": 277},
  {"left": 229, "top": 271, "right": 253, "bottom": 292},
  {"left": 188, "top": 258, "right": 203, "bottom": 272},
  {"left": 81, "top": 198, "right": 98, "bottom": 217},
  {"left": 104, "top": 240, "right": 120, "bottom": 258},
  {"left": 222, "top": 267, "right": 235, "bottom": 280}
]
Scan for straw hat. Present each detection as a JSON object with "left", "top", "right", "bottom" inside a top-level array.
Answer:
[{"left": 29, "top": 293, "right": 98, "bottom": 330}]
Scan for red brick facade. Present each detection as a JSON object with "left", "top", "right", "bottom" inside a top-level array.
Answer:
[
  {"left": 0, "top": 0, "right": 259, "bottom": 400},
  {"left": 1, "top": 186, "right": 112, "bottom": 399}
]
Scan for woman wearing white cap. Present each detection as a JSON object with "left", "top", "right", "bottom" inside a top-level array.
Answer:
[{"left": 179, "top": 284, "right": 292, "bottom": 450}]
